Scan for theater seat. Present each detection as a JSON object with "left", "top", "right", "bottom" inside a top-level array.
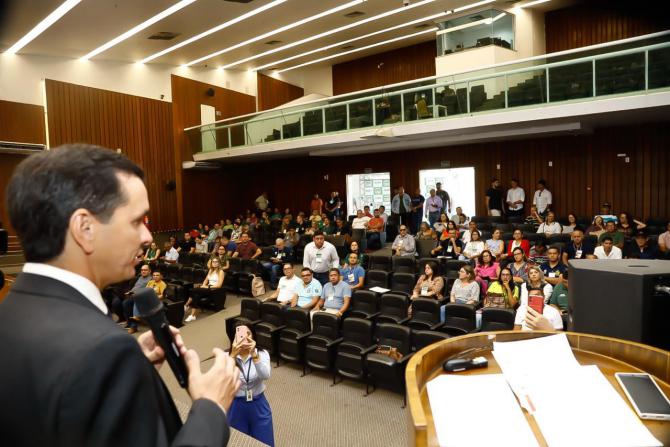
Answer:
[
  {"left": 347, "top": 290, "right": 379, "bottom": 320},
  {"left": 334, "top": 318, "right": 377, "bottom": 386},
  {"left": 278, "top": 308, "right": 311, "bottom": 366},
  {"left": 441, "top": 303, "right": 477, "bottom": 336},
  {"left": 225, "top": 298, "right": 262, "bottom": 345},
  {"left": 254, "top": 302, "right": 286, "bottom": 364},
  {"left": 480, "top": 308, "right": 515, "bottom": 331},
  {"left": 365, "top": 323, "right": 413, "bottom": 406},
  {"left": 304, "top": 312, "right": 341, "bottom": 375}
]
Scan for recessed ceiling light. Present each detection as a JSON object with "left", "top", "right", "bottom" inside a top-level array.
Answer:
[
  {"left": 253, "top": 10, "right": 447, "bottom": 71},
  {"left": 452, "top": 0, "right": 495, "bottom": 13},
  {"left": 81, "top": 0, "right": 197, "bottom": 60},
  {"left": 185, "top": 0, "right": 368, "bottom": 67},
  {"left": 277, "top": 27, "right": 437, "bottom": 73},
  {"left": 5, "top": 0, "right": 82, "bottom": 55},
  {"left": 222, "top": 0, "right": 436, "bottom": 69},
  {"left": 520, "top": 0, "right": 550, "bottom": 7},
  {"left": 139, "top": 0, "right": 287, "bottom": 64}
]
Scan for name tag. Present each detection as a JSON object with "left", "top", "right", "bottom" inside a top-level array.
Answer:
[
  {"left": 246, "top": 389, "right": 253, "bottom": 402},
  {"left": 575, "top": 250, "right": 582, "bottom": 259},
  {"left": 316, "top": 252, "right": 323, "bottom": 263},
  {"left": 277, "top": 253, "right": 283, "bottom": 258},
  {"left": 421, "top": 286, "right": 429, "bottom": 296},
  {"left": 348, "top": 274, "right": 355, "bottom": 283},
  {"left": 548, "top": 272, "right": 556, "bottom": 278},
  {"left": 447, "top": 245, "right": 453, "bottom": 252},
  {"left": 327, "top": 295, "right": 334, "bottom": 302}
]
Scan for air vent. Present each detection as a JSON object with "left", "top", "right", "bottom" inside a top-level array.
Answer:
[
  {"left": 223, "top": 0, "right": 255, "bottom": 3},
  {"left": 341, "top": 45, "right": 355, "bottom": 50},
  {"left": 344, "top": 11, "right": 365, "bottom": 18},
  {"left": 148, "top": 32, "right": 180, "bottom": 40},
  {"left": 414, "top": 23, "right": 431, "bottom": 29},
  {"left": 265, "top": 40, "right": 283, "bottom": 45}
]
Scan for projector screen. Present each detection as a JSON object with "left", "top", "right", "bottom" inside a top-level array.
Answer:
[
  {"left": 419, "top": 167, "right": 476, "bottom": 219},
  {"left": 346, "top": 172, "right": 392, "bottom": 216}
]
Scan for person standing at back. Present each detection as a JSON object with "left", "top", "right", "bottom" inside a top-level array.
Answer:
[
  {"left": 506, "top": 178, "right": 525, "bottom": 218},
  {"left": 0, "top": 144, "right": 240, "bottom": 447},
  {"left": 435, "top": 182, "right": 451, "bottom": 216},
  {"left": 485, "top": 178, "right": 504, "bottom": 217}
]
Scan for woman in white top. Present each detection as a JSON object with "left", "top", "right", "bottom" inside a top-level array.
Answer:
[
  {"left": 441, "top": 264, "right": 480, "bottom": 322},
  {"left": 562, "top": 213, "right": 578, "bottom": 234},
  {"left": 185, "top": 257, "right": 224, "bottom": 322},
  {"left": 485, "top": 228, "right": 504, "bottom": 259},
  {"left": 461, "top": 230, "right": 485, "bottom": 261},
  {"left": 536, "top": 211, "right": 562, "bottom": 236},
  {"left": 519, "top": 265, "right": 553, "bottom": 304}
]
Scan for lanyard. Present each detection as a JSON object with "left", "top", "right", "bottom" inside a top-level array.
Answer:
[{"left": 238, "top": 357, "right": 253, "bottom": 388}]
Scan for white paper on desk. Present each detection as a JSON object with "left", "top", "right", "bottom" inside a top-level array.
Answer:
[
  {"left": 426, "top": 374, "right": 539, "bottom": 447},
  {"left": 368, "top": 286, "right": 390, "bottom": 293},
  {"left": 530, "top": 365, "right": 661, "bottom": 447},
  {"left": 492, "top": 333, "right": 579, "bottom": 412}
]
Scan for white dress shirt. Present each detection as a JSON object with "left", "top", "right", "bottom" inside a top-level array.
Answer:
[
  {"left": 351, "top": 216, "right": 370, "bottom": 230},
  {"left": 594, "top": 246, "right": 622, "bottom": 259},
  {"left": 537, "top": 222, "right": 562, "bottom": 235},
  {"left": 533, "top": 189, "right": 552, "bottom": 213},
  {"left": 23, "top": 263, "right": 107, "bottom": 314},
  {"left": 303, "top": 241, "right": 340, "bottom": 273},
  {"left": 506, "top": 187, "right": 525, "bottom": 211}
]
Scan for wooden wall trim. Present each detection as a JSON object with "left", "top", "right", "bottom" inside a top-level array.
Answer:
[
  {"left": 44, "top": 79, "right": 178, "bottom": 231},
  {"left": 332, "top": 40, "right": 436, "bottom": 96},
  {"left": 0, "top": 100, "right": 46, "bottom": 145},
  {"left": 257, "top": 73, "right": 304, "bottom": 111}
]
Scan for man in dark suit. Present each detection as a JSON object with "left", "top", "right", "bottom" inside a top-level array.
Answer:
[{"left": 0, "top": 144, "right": 240, "bottom": 446}]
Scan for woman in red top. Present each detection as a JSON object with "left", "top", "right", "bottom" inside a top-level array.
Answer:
[{"left": 502, "top": 229, "right": 530, "bottom": 261}]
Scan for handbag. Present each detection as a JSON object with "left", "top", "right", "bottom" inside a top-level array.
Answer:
[
  {"left": 374, "top": 344, "right": 402, "bottom": 361},
  {"left": 251, "top": 276, "right": 266, "bottom": 297}
]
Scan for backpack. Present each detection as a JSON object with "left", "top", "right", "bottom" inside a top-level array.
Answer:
[{"left": 251, "top": 276, "right": 266, "bottom": 297}]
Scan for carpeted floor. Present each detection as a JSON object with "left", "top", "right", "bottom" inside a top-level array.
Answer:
[{"left": 159, "top": 289, "right": 408, "bottom": 447}]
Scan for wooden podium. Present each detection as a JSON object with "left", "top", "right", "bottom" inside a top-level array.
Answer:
[{"left": 406, "top": 331, "right": 670, "bottom": 446}]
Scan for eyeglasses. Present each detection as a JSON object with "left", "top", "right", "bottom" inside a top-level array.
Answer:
[{"left": 301, "top": 273, "right": 312, "bottom": 277}]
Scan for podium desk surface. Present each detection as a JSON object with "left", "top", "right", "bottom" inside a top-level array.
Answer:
[{"left": 406, "top": 331, "right": 670, "bottom": 447}]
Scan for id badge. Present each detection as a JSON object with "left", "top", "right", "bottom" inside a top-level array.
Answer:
[
  {"left": 316, "top": 252, "right": 323, "bottom": 263},
  {"left": 246, "top": 389, "right": 253, "bottom": 402},
  {"left": 548, "top": 272, "right": 556, "bottom": 278},
  {"left": 447, "top": 245, "right": 453, "bottom": 253},
  {"left": 348, "top": 273, "right": 355, "bottom": 283},
  {"left": 421, "top": 286, "right": 429, "bottom": 296},
  {"left": 328, "top": 295, "right": 334, "bottom": 302},
  {"left": 575, "top": 250, "right": 582, "bottom": 259}
]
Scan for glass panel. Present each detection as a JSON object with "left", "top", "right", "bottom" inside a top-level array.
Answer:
[
  {"left": 280, "top": 113, "right": 302, "bottom": 139},
  {"left": 325, "top": 105, "right": 347, "bottom": 132},
  {"left": 230, "top": 124, "right": 245, "bottom": 147},
  {"left": 648, "top": 47, "right": 670, "bottom": 89},
  {"left": 507, "top": 69, "right": 547, "bottom": 107},
  {"left": 435, "top": 83, "right": 465, "bottom": 116},
  {"left": 403, "top": 89, "right": 434, "bottom": 121},
  {"left": 349, "top": 99, "right": 374, "bottom": 129},
  {"left": 469, "top": 76, "right": 505, "bottom": 113},
  {"left": 246, "top": 116, "right": 285, "bottom": 145},
  {"left": 548, "top": 62, "right": 593, "bottom": 102},
  {"left": 595, "top": 53, "right": 645, "bottom": 96},
  {"left": 437, "top": 9, "right": 513, "bottom": 56},
  {"left": 303, "top": 109, "right": 324, "bottom": 136},
  {"left": 375, "top": 94, "right": 402, "bottom": 124}
]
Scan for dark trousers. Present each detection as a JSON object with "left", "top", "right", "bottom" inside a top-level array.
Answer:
[
  {"left": 507, "top": 208, "right": 524, "bottom": 217},
  {"left": 367, "top": 232, "right": 381, "bottom": 250},
  {"left": 121, "top": 297, "right": 136, "bottom": 328},
  {"left": 410, "top": 212, "right": 422, "bottom": 234},
  {"left": 228, "top": 393, "right": 274, "bottom": 447},
  {"left": 191, "top": 287, "right": 215, "bottom": 308},
  {"left": 313, "top": 271, "right": 329, "bottom": 286},
  {"left": 261, "top": 262, "right": 282, "bottom": 288}
]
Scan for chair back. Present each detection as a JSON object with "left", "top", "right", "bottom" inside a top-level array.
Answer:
[
  {"left": 312, "top": 312, "right": 341, "bottom": 340},
  {"left": 416, "top": 239, "right": 437, "bottom": 258},
  {"left": 350, "top": 290, "right": 379, "bottom": 315},
  {"left": 285, "top": 307, "right": 311, "bottom": 333},
  {"left": 392, "top": 256, "right": 416, "bottom": 274},
  {"left": 442, "top": 303, "right": 476, "bottom": 334},
  {"left": 390, "top": 272, "right": 415, "bottom": 295},
  {"left": 375, "top": 323, "right": 411, "bottom": 354},
  {"left": 259, "top": 301, "right": 285, "bottom": 327},
  {"left": 364, "top": 270, "right": 390, "bottom": 289},
  {"left": 239, "top": 298, "right": 261, "bottom": 321},
  {"left": 411, "top": 330, "right": 450, "bottom": 351},
  {"left": 341, "top": 318, "right": 374, "bottom": 347},
  {"left": 378, "top": 293, "right": 409, "bottom": 320},
  {"left": 410, "top": 298, "right": 441, "bottom": 325},
  {"left": 228, "top": 257, "right": 242, "bottom": 272},
  {"left": 369, "top": 255, "right": 392, "bottom": 272},
  {"left": 480, "top": 308, "right": 515, "bottom": 332}
]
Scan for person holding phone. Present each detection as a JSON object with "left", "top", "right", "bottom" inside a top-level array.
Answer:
[
  {"left": 514, "top": 285, "right": 563, "bottom": 331},
  {"left": 229, "top": 324, "right": 274, "bottom": 447}
]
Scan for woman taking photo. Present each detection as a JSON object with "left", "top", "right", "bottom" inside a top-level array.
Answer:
[
  {"left": 586, "top": 216, "right": 606, "bottom": 238},
  {"left": 143, "top": 241, "right": 160, "bottom": 262},
  {"left": 618, "top": 212, "right": 647, "bottom": 241},
  {"left": 228, "top": 324, "right": 274, "bottom": 447},
  {"left": 184, "top": 257, "right": 224, "bottom": 322}
]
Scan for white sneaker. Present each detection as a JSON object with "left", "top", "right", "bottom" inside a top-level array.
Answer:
[{"left": 184, "top": 315, "right": 195, "bottom": 323}]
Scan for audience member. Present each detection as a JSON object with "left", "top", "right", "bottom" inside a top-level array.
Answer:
[
  {"left": 363, "top": 206, "right": 373, "bottom": 219},
  {"left": 586, "top": 215, "right": 606, "bottom": 238},
  {"left": 143, "top": 241, "right": 160, "bottom": 262},
  {"left": 431, "top": 228, "right": 462, "bottom": 259},
  {"left": 461, "top": 230, "right": 485, "bottom": 261},
  {"left": 515, "top": 291, "right": 563, "bottom": 331},
  {"left": 325, "top": 191, "right": 343, "bottom": 220},
  {"left": 562, "top": 213, "right": 578, "bottom": 234},
  {"left": 598, "top": 220, "right": 624, "bottom": 249},
  {"left": 255, "top": 191, "right": 270, "bottom": 213},
  {"left": 485, "top": 228, "right": 504, "bottom": 259},
  {"left": 410, "top": 188, "right": 425, "bottom": 234},
  {"left": 485, "top": 178, "right": 504, "bottom": 216},
  {"left": 563, "top": 228, "right": 595, "bottom": 263},
  {"left": 219, "top": 235, "right": 237, "bottom": 256},
  {"left": 618, "top": 212, "right": 647, "bottom": 241},
  {"left": 206, "top": 223, "right": 220, "bottom": 243},
  {"left": 532, "top": 179, "right": 552, "bottom": 216},
  {"left": 185, "top": 257, "right": 224, "bottom": 322},
  {"left": 269, "top": 209, "right": 282, "bottom": 222},
  {"left": 351, "top": 210, "right": 371, "bottom": 230},
  {"left": 291, "top": 268, "right": 322, "bottom": 310},
  {"left": 624, "top": 230, "right": 660, "bottom": 259},
  {"left": 313, "top": 269, "right": 351, "bottom": 317},
  {"left": 333, "top": 218, "right": 351, "bottom": 237},
  {"left": 231, "top": 221, "right": 242, "bottom": 242},
  {"left": 435, "top": 182, "right": 451, "bottom": 216},
  {"left": 162, "top": 241, "right": 179, "bottom": 264},
  {"left": 119, "top": 264, "right": 153, "bottom": 333},
  {"left": 411, "top": 262, "right": 444, "bottom": 307},
  {"left": 267, "top": 263, "right": 301, "bottom": 306},
  {"left": 482, "top": 268, "right": 519, "bottom": 309},
  {"left": 449, "top": 207, "right": 467, "bottom": 226},
  {"left": 443, "top": 265, "right": 479, "bottom": 323},
  {"left": 520, "top": 266, "right": 553, "bottom": 305},
  {"left": 433, "top": 213, "right": 449, "bottom": 234},
  {"left": 595, "top": 202, "right": 618, "bottom": 224},
  {"left": 366, "top": 209, "right": 385, "bottom": 249},
  {"left": 262, "top": 238, "right": 292, "bottom": 289},
  {"left": 460, "top": 221, "right": 479, "bottom": 244},
  {"left": 416, "top": 222, "right": 437, "bottom": 241},
  {"left": 391, "top": 186, "right": 412, "bottom": 227},
  {"left": 293, "top": 215, "right": 308, "bottom": 234},
  {"left": 339, "top": 252, "right": 365, "bottom": 291},
  {"left": 594, "top": 236, "right": 622, "bottom": 259},
  {"left": 208, "top": 244, "right": 231, "bottom": 271},
  {"left": 310, "top": 194, "right": 323, "bottom": 215},
  {"left": 321, "top": 216, "right": 335, "bottom": 235},
  {"left": 233, "top": 232, "right": 262, "bottom": 260},
  {"left": 506, "top": 178, "right": 525, "bottom": 217},
  {"left": 284, "top": 228, "right": 299, "bottom": 254},
  {"left": 549, "top": 270, "right": 569, "bottom": 316},
  {"left": 537, "top": 212, "right": 562, "bottom": 236},
  {"left": 378, "top": 206, "right": 389, "bottom": 224},
  {"left": 194, "top": 236, "right": 209, "bottom": 254},
  {"left": 343, "top": 241, "right": 366, "bottom": 267},
  {"left": 503, "top": 229, "right": 530, "bottom": 261},
  {"left": 475, "top": 250, "right": 500, "bottom": 284},
  {"left": 540, "top": 246, "right": 567, "bottom": 286},
  {"left": 302, "top": 231, "right": 339, "bottom": 285},
  {"left": 509, "top": 248, "right": 530, "bottom": 284},
  {"left": 659, "top": 222, "right": 670, "bottom": 258},
  {"left": 528, "top": 239, "right": 549, "bottom": 266},
  {"left": 424, "top": 189, "right": 443, "bottom": 228},
  {"left": 391, "top": 225, "right": 416, "bottom": 257},
  {"left": 524, "top": 205, "right": 543, "bottom": 229}
]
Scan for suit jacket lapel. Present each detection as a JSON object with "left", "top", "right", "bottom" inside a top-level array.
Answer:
[{"left": 11, "top": 272, "right": 104, "bottom": 315}]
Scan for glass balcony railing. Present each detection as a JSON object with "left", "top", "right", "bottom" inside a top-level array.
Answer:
[{"left": 185, "top": 34, "right": 670, "bottom": 155}]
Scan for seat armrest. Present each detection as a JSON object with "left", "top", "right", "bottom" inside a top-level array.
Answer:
[
  {"left": 248, "top": 318, "right": 263, "bottom": 327},
  {"left": 362, "top": 345, "right": 378, "bottom": 355},
  {"left": 326, "top": 337, "right": 344, "bottom": 348},
  {"left": 367, "top": 311, "right": 382, "bottom": 320},
  {"left": 397, "top": 316, "right": 411, "bottom": 325},
  {"left": 429, "top": 322, "right": 444, "bottom": 331},
  {"left": 295, "top": 331, "right": 313, "bottom": 341},
  {"left": 268, "top": 325, "right": 287, "bottom": 334},
  {"left": 398, "top": 352, "right": 414, "bottom": 366}
]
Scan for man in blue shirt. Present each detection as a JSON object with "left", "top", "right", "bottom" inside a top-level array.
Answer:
[
  {"left": 314, "top": 269, "right": 352, "bottom": 318},
  {"left": 291, "top": 268, "right": 322, "bottom": 310},
  {"left": 339, "top": 252, "right": 365, "bottom": 291},
  {"left": 539, "top": 246, "right": 567, "bottom": 286},
  {"left": 562, "top": 228, "right": 595, "bottom": 264},
  {"left": 261, "top": 238, "right": 292, "bottom": 289}
]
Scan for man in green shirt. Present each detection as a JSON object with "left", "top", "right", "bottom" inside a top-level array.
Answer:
[
  {"left": 598, "top": 220, "right": 624, "bottom": 249},
  {"left": 549, "top": 270, "right": 569, "bottom": 314}
]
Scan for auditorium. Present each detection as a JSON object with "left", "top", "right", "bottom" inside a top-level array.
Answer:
[{"left": 1, "top": 0, "right": 670, "bottom": 446}]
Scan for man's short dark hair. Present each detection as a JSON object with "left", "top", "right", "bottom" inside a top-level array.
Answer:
[
  {"left": 301, "top": 267, "right": 312, "bottom": 274},
  {"left": 313, "top": 230, "right": 324, "bottom": 237},
  {"left": 602, "top": 236, "right": 614, "bottom": 243},
  {"left": 329, "top": 268, "right": 340, "bottom": 275},
  {"left": 548, "top": 246, "right": 561, "bottom": 254},
  {"left": 7, "top": 144, "right": 144, "bottom": 263}
]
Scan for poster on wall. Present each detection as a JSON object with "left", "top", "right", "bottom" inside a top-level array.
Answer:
[
  {"left": 346, "top": 172, "right": 392, "bottom": 215},
  {"left": 419, "top": 167, "right": 476, "bottom": 220}
]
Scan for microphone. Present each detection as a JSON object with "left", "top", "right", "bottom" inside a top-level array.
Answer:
[{"left": 134, "top": 288, "right": 189, "bottom": 388}]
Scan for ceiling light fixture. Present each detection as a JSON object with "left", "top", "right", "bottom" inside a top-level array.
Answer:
[
  {"left": 5, "top": 0, "right": 82, "bottom": 54},
  {"left": 184, "top": 0, "right": 366, "bottom": 67},
  {"left": 520, "top": 0, "right": 550, "bottom": 7},
  {"left": 253, "top": 10, "right": 447, "bottom": 71},
  {"left": 277, "top": 27, "right": 437, "bottom": 73},
  {"left": 222, "top": 0, "right": 435, "bottom": 69},
  {"left": 81, "top": 0, "right": 197, "bottom": 60},
  {"left": 452, "top": 0, "right": 495, "bottom": 13},
  {"left": 139, "top": 0, "right": 287, "bottom": 64}
]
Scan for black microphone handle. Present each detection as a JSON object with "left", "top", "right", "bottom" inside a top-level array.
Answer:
[{"left": 145, "top": 311, "right": 189, "bottom": 388}]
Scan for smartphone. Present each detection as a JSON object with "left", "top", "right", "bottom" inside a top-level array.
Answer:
[
  {"left": 235, "top": 326, "right": 246, "bottom": 344},
  {"left": 615, "top": 372, "right": 670, "bottom": 421},
  {"left": 528, "top": 294, "right": 545, "bottom": 314}
]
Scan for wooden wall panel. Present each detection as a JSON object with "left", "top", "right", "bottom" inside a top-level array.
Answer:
[
  {"left": 170, "top": 75, "right": 256, "bottom": 228},
  {"left": 545, "top": 2, "right": 670, "bottom": 52},
  {"left": 257, "top": 73, "right": 304, "bottom": 111},
  {"left": 203, "top": 122, "right": 670, "bottom": 223},
  {"left": 0, "top": 154, "right": 29, "bottom": 235},
  {"left": 44, "top": 79, "right": 178, "bottom": 231},
  {"left": 332, "top": 40, "right": 436, "bottom": 96},
  {"left": 0, "top": 100, "right": 46, "bottom": 144}
]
